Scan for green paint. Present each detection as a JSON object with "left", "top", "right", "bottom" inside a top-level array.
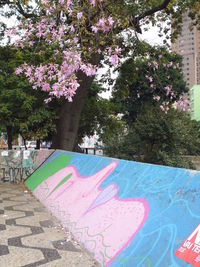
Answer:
[
  {"left": 190, "top": 85, "right": 200, "bottom": 122},
  {"left": 25, "top": 154, "right": 72, "bottom": 191},
  {"left": 120, "top": 257, "right": 151, "bottom": 267},
  {"left": 47, "top": 173, "right": 72, "bottom": 197}
]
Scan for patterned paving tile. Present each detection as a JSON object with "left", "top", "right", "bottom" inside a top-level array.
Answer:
[
  {"left": 0, "top": 245, "right": 9, "bottom": 256},
  {"left": 0, "top": 183, "right": 97, "bottom": 267}
]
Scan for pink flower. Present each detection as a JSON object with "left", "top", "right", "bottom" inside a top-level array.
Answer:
[
  {"left": 152, "top": 61, "right": 158, "bottom": 69},
  {"left": 77, "top": 12, "right": 83, "bottom": 20},
  {"left": 153, "top": 95, "right": 160, "bottom": 101},
  {"left": 6, "top": 28, "right": 16, "bottom": 37},
  {"left": 108, "top": 16, "right": 114, "bottom": 27},
  {"left": 91, "top": 26, "right": 98, "bottom": 33},
  {"left": 160, "top": 105, "right": 164, "bottom": 111},
  {"left": 70, "top": 25, "right": 75, "bottom": 32},
  {"left": 115, "top": 46, "right": 121, "bottom": 54},
  {"left": 44, "top": 97, "right": 52, "bottom": 103},
  {"left": 110, "top": 54, "right": 119, "bottom": 66},
  {"left": 42, "top": 83, "right": 50, "bottom": 92},
  {"left": 67, "top": 0, "right": 72, "bottom": 8},
  {"left": 90, "top": 0, "right": 96, "bottom": 7},
  {"left": 15, "top": 67, "right": 23, "bottom": 75},
  {"left": 148, "top": 76, "right": 153, "bottom": 82}
]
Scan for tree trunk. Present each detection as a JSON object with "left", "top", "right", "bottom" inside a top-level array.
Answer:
[
  {"left": 36, "top": 139, "right": 40, "bottom": 150},
  {"left": 52, "top": 54, "right": 102, "bottom": 151},
  {"left": 52, "top": 73, "right": 95, "bottom": 150},
  {"left": 6, "top": 126, "right": 12, "bottom": 150}
]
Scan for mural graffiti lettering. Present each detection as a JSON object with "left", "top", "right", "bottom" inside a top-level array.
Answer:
[
  {"left": 175, "top": 224, "right": 200, "bottom": 266},
  {"left": 1, "top": 167, "right": 31, "bottom": 182},
  {"left": 0, "top": 150, "right": 54, "bottom": 182}
]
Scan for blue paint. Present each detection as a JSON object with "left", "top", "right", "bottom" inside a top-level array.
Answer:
[{"left": 32, "top": 150, "right": 200, "bottom": 266}]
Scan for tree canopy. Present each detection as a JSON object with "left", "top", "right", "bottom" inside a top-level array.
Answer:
[
  {"left": 0, "top": 0, "right": 199, "bottom": 150},
  {"left": 104, "top": 104, "right": 200, "bottom": 168},
  {"left": 0, "top": 45, "right": 57, "bottom": 148},
  {"left": 112, "top": 46, "right": 189, "bottom": 124}
]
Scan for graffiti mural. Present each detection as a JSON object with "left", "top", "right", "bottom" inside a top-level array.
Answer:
[
  {"left": 0, "top": 149, "right": 54, "bottom": 182},
  {"left": 25, "top": 150, "right": 200, "bottom": 266}
]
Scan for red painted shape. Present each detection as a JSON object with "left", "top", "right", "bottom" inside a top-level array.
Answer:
[{"left": 175, "top": 224, "right": 200, "bottom": 266}]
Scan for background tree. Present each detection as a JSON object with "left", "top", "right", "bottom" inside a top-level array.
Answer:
[
  {"left": 112, "top": 46, "right": 188, "bottom": 124},
  {"left": 103, "top": 44, "right": 200, "bottom": 168},
  {"left": 0, "top": 45, "right": 57, "bottom": 149},
  {"left": 104, "top": 105, "right": 200, "bottom": 168},
  {"left": 77, "top": 81, "right": 123, "bottom": 148}
]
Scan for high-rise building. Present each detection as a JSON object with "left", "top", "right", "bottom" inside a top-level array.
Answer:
[{"left": 171, "top": 13, "right": 200, "bottom": 88}]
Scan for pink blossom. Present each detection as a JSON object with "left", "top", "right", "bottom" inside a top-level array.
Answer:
[
  {"left": 42, "top": 83, "right": 50, "bottom": 91},
  {"left": 165, "top": 86, "right": 172, "bottom": 96},
  {"left": 108, "top": 16, "right": 114, "bottom": 27},
  {"left": 6, "top": 28, "right": 16, "bottom": 37},
  {"left": 115, "top": 46, "right": 121, "bottom": 54},
  {"left": 90, "top": 0, "right": 96, "bottom": 7},
  {"left": 160, "top": 105, "right": 164, "bottom": 111},
  {"left": 153, "top": 95, "right": 160, "bottom": 101},
  {"left": 91, "top": 26, "right": 98, "bottom": 33},
  {"left": 152, "top": 61, "right": 158, "bottom": 69},
  {"left": 110, "top": 54, "right": 119, "bottom": 66},
  {"left": 148, "top": 76, "right": 153, "bottom": 82},
  {"left": 70, "top": 25, "right": 75, "bottom": 32},
  {"left": 15, "top": 67, "right": 23, "bottom": 75},
  {"left": 66, "top": 0, "right": 72, "bottom": 8},
  {"left": 77, "top": 12, "right": 83, "bottom": 20},
  {"left": 44, "top": 97, "right": 52, "bottom": 103}
]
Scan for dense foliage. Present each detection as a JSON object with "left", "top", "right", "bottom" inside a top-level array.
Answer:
[
  {"left": 0, "top": 46, "right": 57, "bottom": 148},
  {"left": 77, "top": 82, "right": 123, "bottom": 145},
  {"left": 112, "top": 46, "right": 189, "bottom": 124},
  {"left": 104, "top": 105, "right": 200, "bottom": 168}
]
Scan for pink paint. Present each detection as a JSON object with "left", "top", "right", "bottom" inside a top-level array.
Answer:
[
  {"left": 37, "top": 150, "right": 47, "bottom": 167},
  {"left": 34, "top": 161, "right": 149, "bottom": 266}
]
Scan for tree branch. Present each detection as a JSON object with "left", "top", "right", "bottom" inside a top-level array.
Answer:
[
  {"left": 16, "top": 1, "right": 35, "bottom": 18},
  {"left": 132, "top": 0, "right": 172, "bottom": 33}
]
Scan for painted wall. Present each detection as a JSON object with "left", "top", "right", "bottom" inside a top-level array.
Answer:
[
  {"left": 0, "top": 149, "right": 54, "bottom": 182},
  {"left": 25, "top": 150, "right": 200, "bottom": 267},
  {"left": 190, "top": 85, "right": 200, "bottom": 121}
]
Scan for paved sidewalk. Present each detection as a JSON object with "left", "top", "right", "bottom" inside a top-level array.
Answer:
[{"left": 0, "top": 183, "right": 97, "bottom": 267}]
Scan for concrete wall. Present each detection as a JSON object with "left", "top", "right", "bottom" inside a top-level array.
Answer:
[
  {"left": 25, "top": 150, "right": 200, "bottom": 266},
  {"left": 0, "top": 149, "right": 54, "bottom": 182},
  {"left": 184, "top": 156, "right": 200, "bottom": 170}
]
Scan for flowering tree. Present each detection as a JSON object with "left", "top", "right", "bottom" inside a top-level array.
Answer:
[
  {"left": 112, "top": 46, "right": 190, "bottom": 123},
  {"left": 4, "top": 0, "right": 200, "bottom": 150}
]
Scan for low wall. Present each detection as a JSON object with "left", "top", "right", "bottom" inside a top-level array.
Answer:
[
  {"left": 184, "top": 156, "right": 200, "bottom": 170},
  {"left": 0, "top": 149, "right": 54, "bottom": 182},
  {"left": 25, "top": 150, "right": 200, "bottom": 267}
]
